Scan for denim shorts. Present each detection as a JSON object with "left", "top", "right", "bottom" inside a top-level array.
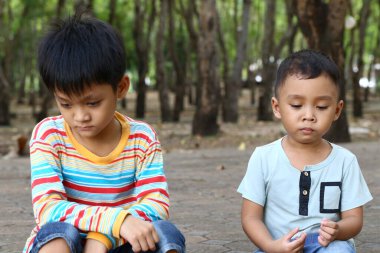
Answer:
[
  {"left": 30, "top": 220, "right": 185, "bottom": 253},
  {"left": 255, "top": 233, "right": 356, "bottom": 253},
  {"left": 30, "top": 222, "right": 83, "bottom": 253}
]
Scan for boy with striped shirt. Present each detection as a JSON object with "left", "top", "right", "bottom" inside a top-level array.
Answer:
[{"left": 23, "top": 14, "right": 184, "bottom": 253}]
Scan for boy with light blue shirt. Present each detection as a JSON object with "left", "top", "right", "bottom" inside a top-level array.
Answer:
[{"left": 238, "top": 49, "right": 372, "bottom": 253}]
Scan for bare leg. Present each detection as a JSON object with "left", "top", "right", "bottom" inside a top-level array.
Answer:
[{"left": 39, "top": 238, "right": 70, "bottom": 253}]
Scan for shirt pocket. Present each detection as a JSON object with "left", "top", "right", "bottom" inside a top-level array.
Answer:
[{"left": 320, "top": 182, "right": 342, "bottom": 213}]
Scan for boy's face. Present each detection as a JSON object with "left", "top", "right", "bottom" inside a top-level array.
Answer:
[
  {"left": 54, "top": 77, "right": 129, "bottom": 141},
  {"left": 271, "top": 74, "right": 343, "bottom": 145}
]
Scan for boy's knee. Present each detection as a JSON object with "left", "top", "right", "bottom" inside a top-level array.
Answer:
[
  {"left": 39, "top": 238, "right": 70, "bottom": 253},
  {"left": 40, "top": 222, "right": 80, "bottom": 242},
  {"left": 32, "top": 222, "right": 82, "bottom": 253},
  {"left": 153, "top": 220, "right": 180, "bottom": 236},
  {"left": 324, "top": 240, "right": 356, "bottom": 253},
  {"left": 152, "top": 220, "right": 186, "bottom": 253}
]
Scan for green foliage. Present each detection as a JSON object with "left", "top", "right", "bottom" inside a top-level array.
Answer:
[{"left": 1, "top": 0, "right": 379, "bottom": 97}]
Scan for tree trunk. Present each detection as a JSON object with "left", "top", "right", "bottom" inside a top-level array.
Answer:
[
  {"left": 36, "top": 86, "right": 53, "bottom": 123},
  {"left": 74, "top": 0, "right": 93, "bottom": 15},
  {"left": 0, "top": 2, "right": 11, "bottom": 126},
  {"left": 57, "top": 0, "right": 66, "bottom": 18},
  {"left": 179, "top": 0, "right": 199, "bottom": 107},
  {"left": 247, "top": 63, "right": 256, "bottom": 105},
  {"left": 16, "top": 44, "right": 27, "bottom": 104},
  {"left": 168, "top": 1, "right": 187, "bottom": 122},
  {"left": 36, "top": 1, "right": 65, "bottom": 122},
  {"left": 155, "top": 0, "right": 172, "bottom": 122},
  {"left": 279, "top": 0, "right": 298, "bottom": 56},
  {"left": 352, "top": 0, "right": 370, "bottom": 117},
  {"left": 257, "top": 0, "right": 276, "bottom": 121},
  {"left": 179, "top": 0, "right": 198, "bottom": 54},
  {"left": 222, "top": 0, "right": 252, "bottom": 123},
  {"left": 296, "top": 0, "right": 351, "bottom": 143},
  {"left": 108, "top": 0, "right": 117, "bottom": 25},
  {"left": 216, "top": 10, "right": 229, "bottom": 92},
  {"left": 133, "top": 0, "right": 156, "bottom": 118},
  {"left": 192, "top": 0, "right": 220, "bottom": 136},
  {"left": 0, "top": 64, "right": 11, "bottom": 126}
]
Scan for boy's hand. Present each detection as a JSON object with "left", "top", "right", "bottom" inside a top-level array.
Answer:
[
  {"left": 120, "top": 215, "right": 159, "bottom": 252},
  {"left": 271, "top": 227, "right": 307, "bottom": 253},
  {"left": 83, "top": 239, "right": 107, "bottom": 253},
  {"left": 318, "top": 218, "right": 339, "bottom": 247}
]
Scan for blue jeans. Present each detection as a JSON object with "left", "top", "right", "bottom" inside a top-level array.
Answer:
[
  {"left": 30, "top": 220, "right": 185, "bottom": 253},
  {"left": 255, "top": 233, "right": 355, "bottom": 253}
]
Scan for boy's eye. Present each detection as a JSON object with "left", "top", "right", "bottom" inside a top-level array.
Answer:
[
  {"left": 60, "top": 103, "right": 71, "bottom": 108},
  {"left": 316, "top": 106, "right": 328, "bottom": 110},
  {"left": 290, "top": 104, "right": 302, "bottom": 108},
  {"left": 87, "top": 101, "right": 100, "bottom": 106}
]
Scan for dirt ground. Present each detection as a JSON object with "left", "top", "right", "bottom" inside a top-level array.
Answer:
[{"left": 0, "top": 89, "right": 380, "bottom": 156}]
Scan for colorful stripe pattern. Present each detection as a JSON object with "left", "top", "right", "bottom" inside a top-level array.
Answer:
[{"left": 23, "top": 113, "right": 169, "bottom": 252}]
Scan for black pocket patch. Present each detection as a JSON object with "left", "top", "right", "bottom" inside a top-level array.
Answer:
[{"left": 320, "top": 182, "right": 342, "bottom": 213}]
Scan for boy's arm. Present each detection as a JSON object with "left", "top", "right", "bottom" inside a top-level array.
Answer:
[
  {"left": 124, "top": 140, "right": 169, "bottom": 221},
  {"left": 115, "top": 139, "right": 169, "bottom": 252},
  {"left": 241, "top": 199, "right": 306, "bottom": 253},
  {"left": 318, "top": 153, "right": 372, "bottom": 246},
  {"left": 318, "top": 206, "right": 363, "bottom": 246}
]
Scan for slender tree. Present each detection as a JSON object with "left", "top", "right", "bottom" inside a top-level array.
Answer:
[
  {"left": 155, "top": 0, "right": 172, "bottom": 122},
  {"left": 168, "top": 1, "right": 187, "bottom": 122},
  {"left": 370, "top": 1, "right": 380, "bottom": 94},
  {"left": 0, "top": 0, "right": 11, "bottom": 125},
  {"left": 108, "top": 0, "right": 117, "bottom": 25},
  {"left": 216, "top": 9, "right": 229, "bottom": 96},
  {"left": 257, "top": 0, "right": 276, "bottom": 121},
  {"left": 0, "top": 63, "right": 10, "bottom": 126},
  {"left": 36, "top": 0, "right": 66, "bottom": 122},
  {"left": 278, "top": 0, "right": 298, "bottom": 56},
  {"left": 222, "top": 0, "right": 252, "bottom": 123},
  {"left": 192, "top": 0, "right": 220, "bottom": 136},
  {"left": 179, "top": 0, "right": 199, "bottom": 106},
  {"left": 133, "top": 0, "right": 156, "bottom": 118},
  {"left": 0, "top": 0, "right": 34, "bottom": 125},
  {"left": 352, "top": 0, "right": 371, "bottom": 117}
]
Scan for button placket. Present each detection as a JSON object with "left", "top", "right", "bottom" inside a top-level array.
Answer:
[{"left": 299, "top": 171, "right": 311, "bottom": 216}]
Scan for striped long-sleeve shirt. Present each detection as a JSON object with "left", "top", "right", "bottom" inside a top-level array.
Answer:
[{"left": 23, "top": 112, "right": 169, "bottom": 252}]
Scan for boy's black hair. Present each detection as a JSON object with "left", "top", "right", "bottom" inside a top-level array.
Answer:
[
  {"left": 274, "top": 49, "right": 340, "bottom": 98},
  {"left": 38, "top": 13, "right": 126, "bottom": 95}
]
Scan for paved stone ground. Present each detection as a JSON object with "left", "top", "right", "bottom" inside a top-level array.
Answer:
[{"left": 0, "top": 141, "right": 379, "bottom": 253}]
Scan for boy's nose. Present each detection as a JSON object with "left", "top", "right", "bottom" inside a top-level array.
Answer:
[
  {"left": 303, "top": 108, "right": 316, "bottom": 122},
  {"left": 74, "top": 109, "right": 90, "bottom": 122}
]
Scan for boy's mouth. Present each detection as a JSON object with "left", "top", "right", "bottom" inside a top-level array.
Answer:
[
  {"left": 76, "top": 126, "right": 94, "bottom": 131},
  {"left": 300, "top": 127, "right": 314, "bottom": 134}
]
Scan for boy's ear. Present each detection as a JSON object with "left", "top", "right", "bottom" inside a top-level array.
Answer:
[
  {"left": 117, "top": 75, "right": 130, "bottom": 99},
  {"left": 272, "top": 97, "right": 281, "bottom": 119},
  {"left": 333, "top": 100, "right": 344, "bottom": 121}
]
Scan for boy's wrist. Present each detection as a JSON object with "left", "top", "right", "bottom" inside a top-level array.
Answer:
[{"left": 112, "top": 210, "right": 129, "bottom": 238}]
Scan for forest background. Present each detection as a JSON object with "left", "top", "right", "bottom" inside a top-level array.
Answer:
[{"left": 0, "top": 0, "right": 380, "bottom": 156}]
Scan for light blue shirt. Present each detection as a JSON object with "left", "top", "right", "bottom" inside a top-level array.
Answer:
[{"left": 238, "top": 138, "right": 373, "bottom": 240}]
